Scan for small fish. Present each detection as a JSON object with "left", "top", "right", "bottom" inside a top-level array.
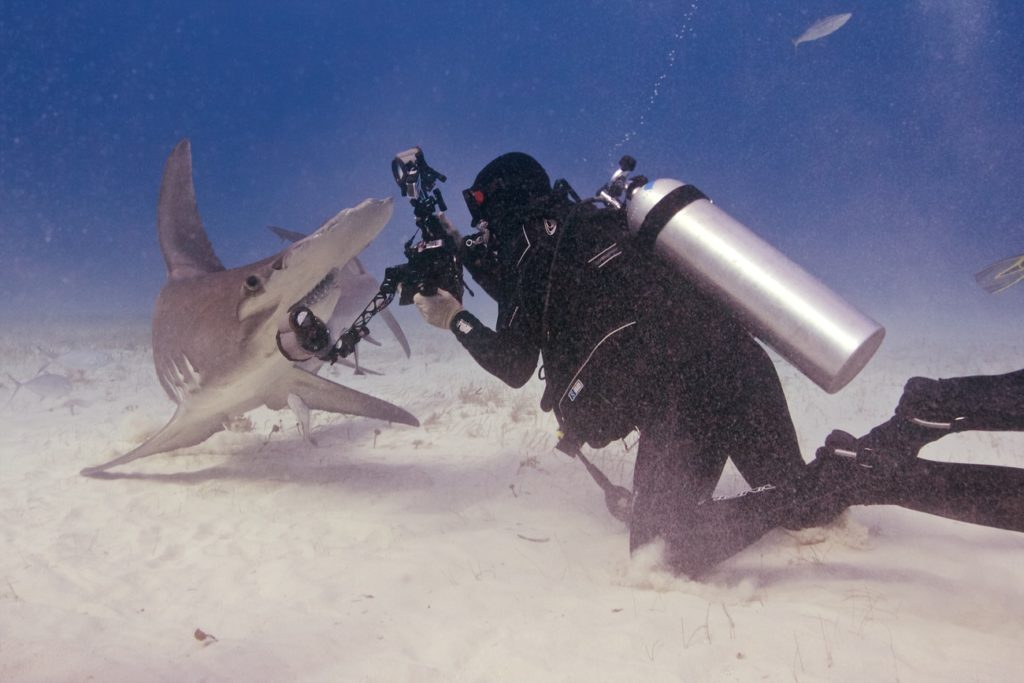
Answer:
[
  {"left": 38, "top": 349, "right": 113, "bottom": 375},
  {"left": 6, "top": 372, "right": 73, "bottom": 404},
  {"left": 793, "top": 12, "right": 852, "bottom": 48},
  {"left": 975, "top": 252, "right": 1024, "bottom": 293}
]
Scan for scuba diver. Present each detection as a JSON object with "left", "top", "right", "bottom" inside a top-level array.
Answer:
[{"left": 412, "top": 152, "right": 1024, "bottom": 577}]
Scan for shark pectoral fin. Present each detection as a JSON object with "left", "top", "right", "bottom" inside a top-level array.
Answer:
[
  {"left": 381, "top": 309, "right": 412, "bottom": 358},
  {"left": 80, "top": 405, "right": 225, "bottom": 476},
  {"left": 282, "top": 368, "right": 419, "bottom": 427},
  {"left": 286, "top": 392, "right": 317, "bottom": 446}
]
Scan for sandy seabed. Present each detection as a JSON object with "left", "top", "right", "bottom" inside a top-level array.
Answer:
[{"left": 1, "top": 313, "right": 1022, "bottom": 682}]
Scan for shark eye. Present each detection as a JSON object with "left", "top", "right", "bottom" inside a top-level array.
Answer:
[{"left": 244, "top": 274, "right": 263, "bottom": 292}]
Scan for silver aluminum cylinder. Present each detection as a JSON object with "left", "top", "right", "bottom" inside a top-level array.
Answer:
[{"left": 626, "top": 178, "right": 884, "bottom": 393}]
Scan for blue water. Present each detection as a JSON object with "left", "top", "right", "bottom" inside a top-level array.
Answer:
[{"left": 1, "top": 1, "right": 1021, "bottom": 341}]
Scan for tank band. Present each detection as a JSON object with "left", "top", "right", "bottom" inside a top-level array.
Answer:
[{"left": 636, "top": 184, "right": 708, "bottom": 250}]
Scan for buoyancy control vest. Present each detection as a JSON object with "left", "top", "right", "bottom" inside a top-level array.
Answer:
[
  {"left": 536, "top": 197, "right": 759, "bottom": 449},
  {"left": 538, "top": 201, "right": 667, "bottom": 448}
]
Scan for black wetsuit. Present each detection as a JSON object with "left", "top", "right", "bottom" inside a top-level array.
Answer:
[
  {"left": 447, "top": 195, "right": 1024, "bottom": 576},
  {"left": 448, "top": 201, "right": 817, "bottom": 576}
]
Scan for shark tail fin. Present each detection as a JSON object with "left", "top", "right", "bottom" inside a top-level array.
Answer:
[{"left": 975, "top": 253, "right": 1024, "bottom": 294}]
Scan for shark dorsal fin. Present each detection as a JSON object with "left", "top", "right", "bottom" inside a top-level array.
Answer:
[{"left": 157, "top": 139, "right": 225, "bottom": 279}]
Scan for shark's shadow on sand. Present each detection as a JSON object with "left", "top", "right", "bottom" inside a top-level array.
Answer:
[
  {"left": 78, "top": 440, "right": 528, "bottom": 516},
  {"left": 81, "top": 139, "right": 419, "bottom": 476},
  {"left": 82, "top": 455, "right": 437, "bottom": 492}
]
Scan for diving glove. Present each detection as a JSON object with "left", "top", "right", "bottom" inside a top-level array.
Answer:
[{"left": 414, "top": 289, "right": 464, "bottom": 330}]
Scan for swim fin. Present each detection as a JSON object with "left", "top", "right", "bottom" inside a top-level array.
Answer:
[
  {"left": 802, "top": 430, "right": 1024, "bottom": 536},
  {"left": 975, "top": 252, "right": 1024, "bottom": 293}
]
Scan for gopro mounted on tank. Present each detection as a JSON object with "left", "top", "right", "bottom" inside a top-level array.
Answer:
[{"left": 281, "top": 146, "right": 468, "bottom": 363}]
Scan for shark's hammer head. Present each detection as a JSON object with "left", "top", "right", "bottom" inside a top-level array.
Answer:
[{"left": 236, "top": 198, "right": 395, "bottom": 353}]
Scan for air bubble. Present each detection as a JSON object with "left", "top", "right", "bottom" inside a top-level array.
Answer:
[{"left": 610, "top": 3, "right": 699, "bottom": 159}]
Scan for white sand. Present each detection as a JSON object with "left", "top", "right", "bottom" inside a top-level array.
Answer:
[{"left": 1, "top": 312, "right": 1022, "bottom": 682}]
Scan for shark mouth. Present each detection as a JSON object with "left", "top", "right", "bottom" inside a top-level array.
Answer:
[
  {"left": 276, "top": 268, "right": 342, "bottom": 363},
  {"left": 296, "top": 267, "right": 341, "bottom": 311}
]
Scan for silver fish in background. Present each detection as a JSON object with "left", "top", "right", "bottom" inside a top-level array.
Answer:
[
  {"left": 37, "top": 349, "right": 113, "bottom": 376},
  {"left": 5, "top": 372, "right": 73, "bottom": 404},
  {"left": 976, "top": 252, "right": 1024, "bottom": 293},
  {"left": 793, "top": 12, "right": 852, "bottom": 48}
]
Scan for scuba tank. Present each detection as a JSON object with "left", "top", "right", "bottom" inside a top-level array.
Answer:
[{"left": 615, "top": 170, "right": 884, "bottom": 394}]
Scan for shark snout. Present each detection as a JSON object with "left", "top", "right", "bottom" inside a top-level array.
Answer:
[
  {"left": 286, "top": 197, "right": 394, "bottom": 275},
  {"left": 260, "top": 197, "right": 394, "bottom": 325}
]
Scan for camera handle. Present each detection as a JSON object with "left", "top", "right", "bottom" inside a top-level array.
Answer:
[{"left": 286, "top": 147, "right": 465, "bottom": 363}]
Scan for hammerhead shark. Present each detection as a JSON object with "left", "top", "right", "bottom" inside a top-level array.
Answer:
[{"left": 81, "top": 139, "right": 419, "bottom": 476}]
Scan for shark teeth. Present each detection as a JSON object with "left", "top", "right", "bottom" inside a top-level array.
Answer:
[{"left": 297, "top": 267, "right": 340, "bottom": 309}]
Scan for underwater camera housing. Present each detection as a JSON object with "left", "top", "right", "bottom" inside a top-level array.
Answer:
[
  {"left": 386, "top": 146, "right": 465, "bottom": 306},
  {"left": 605, "top": 157, "right": 885, "bottom": 394},
  {"left": 283, "top": 147, "right": 468, "bottom": 362}
]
